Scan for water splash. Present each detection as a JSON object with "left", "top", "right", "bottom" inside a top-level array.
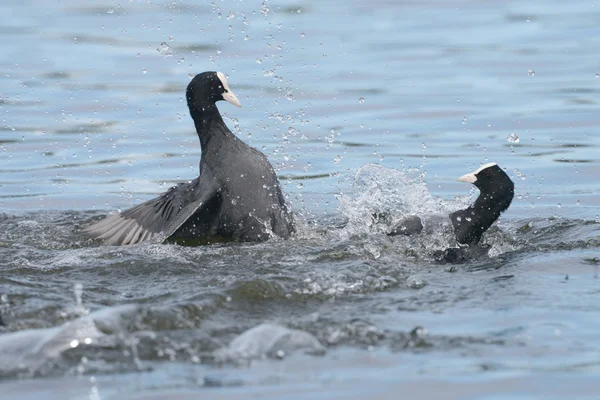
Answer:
[
  {"left": 157, "top": 42, "right": 173, "bottom": 57},
  {"left": 260, "top": 0, "right": 269, "bottom": 16},
  {"left": 507, "top": 133, "right": 520, "bottom": 143},
  {"left": 338, "top": 164, "right": 464, "bottom": 236}
]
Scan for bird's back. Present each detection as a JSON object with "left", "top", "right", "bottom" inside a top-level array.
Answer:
[{"left": 171, "top": 132, "right": 293, "bottom": 242}]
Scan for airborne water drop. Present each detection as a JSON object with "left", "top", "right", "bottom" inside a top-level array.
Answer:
[{"left": 507, "top": 133, "right": 520, "bottom": 143}]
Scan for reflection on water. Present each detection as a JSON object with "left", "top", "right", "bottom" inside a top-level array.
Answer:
[{"left": 1, "top": 0, "right": 600, "bottom": 398}]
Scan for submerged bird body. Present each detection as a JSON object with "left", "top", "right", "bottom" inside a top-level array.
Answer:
[
  {"left": 84, "top": 71, "right": 293, "bottom": 246},
  {"left": 387, "top": 162, "right": 514, "bottom": 261},
  {"left": 449, "top": 163, "right": 514, "bottom": 246}
]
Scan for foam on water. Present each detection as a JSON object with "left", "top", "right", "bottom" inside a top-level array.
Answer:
[
  {"left": 337, "top": 164, "right": 470, "bottom": 236},
  {"left": 0, "top": 211, "right": 599, "bottom": 380},
  {"left": 0, "top": 305, "right": 139, "bottom": 378},
  {"left": 214, "top": 323, "right": 325, "bottom": 363}
]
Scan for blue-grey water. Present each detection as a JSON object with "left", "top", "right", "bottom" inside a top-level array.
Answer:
[{"left": 1, "top": 0, "right": 600, "bottom": 398}]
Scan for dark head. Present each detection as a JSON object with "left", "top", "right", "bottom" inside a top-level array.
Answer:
[
  {"left": 450, "top": 163, "right": 514, "bottom": 245},
  {"left": 186, "top": 71, "right": 241, "bottom": 113}
]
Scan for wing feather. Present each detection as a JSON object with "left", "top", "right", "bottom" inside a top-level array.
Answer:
[{"left": 83, "top": 175, "right": 218, "bottom": 246}]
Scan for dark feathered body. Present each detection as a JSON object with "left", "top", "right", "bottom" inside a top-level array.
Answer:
[
  {"left": 168, "top": 117, "right": 293, "bottom": 244},
  {"left": 450, "top": 164, "right": 514, "bottom": 245},
  {"left": 83, "top": 72, "right": 293, "bottom": 245}
]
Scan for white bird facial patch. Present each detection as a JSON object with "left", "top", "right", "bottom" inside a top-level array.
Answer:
[
  {"left": 458, "top": 162, "right": 498, "bottom": 184},
  {"left": 216, "top": 71, "right": 241, "bottom": 107},
  {"left": 216, "top": 71, "right": 231, "bottom": 92},
  {"left": 474, "top": 162, "right": 497, "bottom": 174}
]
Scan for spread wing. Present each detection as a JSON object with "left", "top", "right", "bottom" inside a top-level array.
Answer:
[{"left": 83, "top": 176, "right": 219, "bottom": 246}]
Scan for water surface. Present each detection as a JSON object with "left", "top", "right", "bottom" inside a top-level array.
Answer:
[{"left": 1, "top": 0, "right": 600, "bottom": 398}]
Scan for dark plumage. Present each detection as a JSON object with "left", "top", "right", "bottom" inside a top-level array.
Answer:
[
  {"left": 386, "top": 162, "right": 514, "bottom": 262},
  {"left": 388, "top": 215, "right": 424, "bottom": 236},
  {"left": 84, "top": 71, "right": 294, "bottom": 245},
  {"left": 449, "top": 162, "right": 514, "bottom": 245}
]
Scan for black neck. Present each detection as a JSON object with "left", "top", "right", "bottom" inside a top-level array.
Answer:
[
  {"left": 190, "top": 103, "right": 226, "bottom": 150},
  {"left": 450, "top": 187, "right": 514, "bottom": 245}
]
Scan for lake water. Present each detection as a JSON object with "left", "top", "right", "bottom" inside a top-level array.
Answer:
[{"left": 1, "top": 0, "right": 600, "bottom": 398}]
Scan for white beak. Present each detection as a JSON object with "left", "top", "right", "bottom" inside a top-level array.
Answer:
[
  {"left": 222, "top": 90, "right": 241, "bottom": 108},
  {"left": 216, "top": 71, "right": 241, "bottom": 107},
  {"left": 458, "top": 172, "right": 477, "bottom": 184}
]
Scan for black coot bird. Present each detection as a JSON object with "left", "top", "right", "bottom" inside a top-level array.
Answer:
[
  {"left": 84, "top": 71, "right": 294, "bottom": 245},
  {"left": 438, "top": 162, "right": 514, "bottom": 263},
  {"left": 450, "top": 162, "right": 514, "bottom": 246},
  {"left": 389, "top": 162, "right": 514, "bottom": 260}
]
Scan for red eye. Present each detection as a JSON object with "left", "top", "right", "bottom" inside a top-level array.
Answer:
[{"left": 211, "top": 81, "right": 218, "bottom": 87}]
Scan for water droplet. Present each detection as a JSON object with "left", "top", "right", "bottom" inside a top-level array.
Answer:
[
  {"left": 142, "top": 68, "right": 147, "bottom": 74},
  {"left": 256, "top": 58, "right": 262, "bottom": 64},
  {"left": 107, "top": 8, "right": 114, "bottom": 14},
  {"left": 462, "top": 116, "right": 468, "bottom": 124},
  {"left": 263, "top": 69, "right": 275, "bottom": 77},
  {"left": 333, "top": 155, "right": 341, "bottom": 164},
  {"left": 507, "top": 133, "right": 520, "bottom": 143},
  {"left": 358, "top": 97, "right": 365, "bottom": 104},
  {"left": 526, "top": 17, "right": 531, "bottom": 22},
  {"left": 297, "top": 183, "right": 304, "bottom": 189},
  {"left": 300, "top": 33, "right": 305, "bottom": 38},
  {"left": 157, "top": 42, "right": 172, "bottom": 57},
  {"left": 407, "top": 276, "right": 427, "bottom": 289},
  {"left": 327, "top": 129, "right": 337, "bottom": 144},
  {"left": 231, "top": 199, "right": 237, "bottom": 205},
  {"left": 514, "top": 169, "right": 526, "bottom": 180},
  {"left": 556, "top": 203, "right": 562, "bottom": 208},
  {"left": 456, "top": 216, "right": 462, "bottom": 222},
  {"left": 528, "top": 69, "right": 535, "bottom": 77},
  {"left": 70, "top": 340, "right": 79, "bottom": 348},
  {"left": 260, "top": 0, "right": 269, "bottom": 16},
  {"left": 595, "top": 73, "right": 599, "bottom": 79}
]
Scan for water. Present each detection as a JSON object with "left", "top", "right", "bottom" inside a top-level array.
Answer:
[{"left": 1, "top": 0, "right": 600, "bottom": 398}]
